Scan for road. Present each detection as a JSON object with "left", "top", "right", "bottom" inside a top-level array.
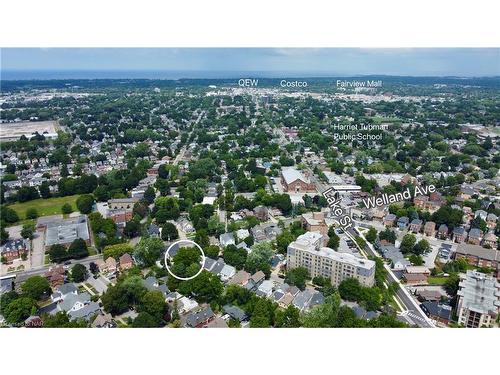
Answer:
[
  {"left": 347, "top": 227, "right": 435, "bottom": 328},
  {"left": 14, "top": 255, "right": 102, "bottom": 283}
]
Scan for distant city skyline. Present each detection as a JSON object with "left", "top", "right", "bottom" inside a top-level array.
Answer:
[{"left": 1, "top": 48, "right": 499, "bottom": 78}]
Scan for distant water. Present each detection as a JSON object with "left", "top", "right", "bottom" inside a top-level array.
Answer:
[{"left": 1, "top": 70, "right": 339, "bottom": 80}]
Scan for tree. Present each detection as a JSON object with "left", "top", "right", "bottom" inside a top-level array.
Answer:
[
  {"left": 61, "top": 203, "right": 73, "bottom": 215},
  {"left": 1, "top": 206, "right": 19, "bottom": 223},
  {"left": 39, "top": 182, "right": 51, "bottom": 199},
  {"left": 161, "top": 222, "right": 179, "bottom": 241},
  {"left": 138, "top": 290, "right": 168, "bottom": 324},
  {"left": 327, "top": 232, "right": 340, "bottom": 250},
  {"left": 379, "top": 228, "right": 397, "bottom": 243},
  {"left": 21, "top": 223, "right": 35, "bottom": 240},
  {"left": 21, "top": 276, "right": 51, "bottom": 300},
  {"left": 3, "top": 296, "right": 37, "bottom": 324},
  {"left": 444, "top": 274, "right": 460, "bottom": 296},
  {"left": 25, "top": 207, "right": 39, "bottom": 220},
  {"left": 400, "top": 233, "right": 417, "bottom": 254},
  {"left": 48, "top": 244, "right": 67, "bottom": 263},
  {"left": 205, "top": 245, "right": 220, "bottom": 259},
  {"left": 133, "top": 237, "right": 164, "bottom": 267},
  {"left": 71, "top": 263, "right": 88, "bottom": 282},
  {"left": 1, "top": 226, "right": 9, "bottom": 245},
  {"left": 76, "top": 194, "right": 94, "bottom": 214},
  {"left": 223, "top": 244, "right": 247, "bottom": 270},
  {"left": 177, "top": 270, "right": 223, "bottom": 303},
  {"left": 245, "top": 241, "right": 274, "bottom": 277},
  {"left": 366, "top": 227, "right": 377, "bottom": 243},
  {"left": 67, "top": 238, "right": 89, "bottom": 259},
  {"left": 285, "top": 267, "right": 309, "bottom": 290},
  {"left": 413, "top": 239, "right": 430, "bottom": 255},
  {"left": 276, "top": 229, "right": 295, "bottom": 254},
  {"left": 103, "top": 243, "right": 133, "bottom": 260},
  {"left": 338, "top": 278, "right": 362, "bottom": 302},
  {"left": 132, "top": 312, "right": 160, "bottom": 327},
  {"left": 249, "top": 298, "right": 274, "bottom": 328},
  {"left": 275, "top": 305, "right": 301, "bottom": 327},
  {"left": 143, "top": 186, "right": 156, "bottom": 204},
  {"left": 123, "top": 220, "right": 141, "bottom": 238},
  {"left": 43, "top": 311, "right": 87, "bottom": 327}
]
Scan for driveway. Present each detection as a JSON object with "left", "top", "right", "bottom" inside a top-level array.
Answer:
[
  {"left": 87, "top": 275, "right": 109, "bottom": 294},
  {"left": 30, "top": 229, "right": 46, "bottom": 268}
]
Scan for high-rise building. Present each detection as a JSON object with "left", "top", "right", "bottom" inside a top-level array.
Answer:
[
  {"left": 287, "top": 232, "right": 376, "bottom": 287},
  {"left": 456, "top": 270, "right": 500, "bottom": 328}
]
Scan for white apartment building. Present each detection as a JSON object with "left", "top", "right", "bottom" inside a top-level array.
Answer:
[
  {"left": 287, "top": 232, "right": 376, "bottom": 287},
  {"left": 456, "top": 270, "right": 500, "bottom": 328}
]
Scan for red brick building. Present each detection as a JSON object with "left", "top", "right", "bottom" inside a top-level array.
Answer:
[{"left": 281, "top": 167, "right": 316, "bottom": 193}]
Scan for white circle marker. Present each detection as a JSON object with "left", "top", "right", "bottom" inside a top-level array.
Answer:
[{"left": 164, "top": 239, "right": 205, "bottom": 281}]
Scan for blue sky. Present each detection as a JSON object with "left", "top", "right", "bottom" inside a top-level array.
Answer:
[{"left": 1, "top": 48, "right": 499, "bottom": 77}]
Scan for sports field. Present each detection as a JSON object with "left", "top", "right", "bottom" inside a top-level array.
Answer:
[{"left": 7, "top": 195, "right": 80, "bottom": 220}]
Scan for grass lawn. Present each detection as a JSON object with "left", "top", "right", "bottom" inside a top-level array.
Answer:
[
  {"left": 88, "top": 247, "right": 97, "bottom": 256},
  {"left": 370, "top": 116, "right": 402, "bottom": 124},
  {"left": 7, "top": 195, "right": 81, "bottom": 221},
  {"left": 428, "top": 276, "right": 448, "bottom": 285}
]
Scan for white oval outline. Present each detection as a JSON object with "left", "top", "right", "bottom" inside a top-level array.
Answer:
[{"left": 164, "top": 239, "right": 206, "bottom": 281}]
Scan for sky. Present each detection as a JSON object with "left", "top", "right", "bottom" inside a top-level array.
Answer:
[{"left": 1, "top": 48, "right": 499, "bottom": 77}]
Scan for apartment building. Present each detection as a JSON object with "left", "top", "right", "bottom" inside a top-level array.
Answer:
[
  {"left": 456, "top": 270, "right": 500, "bottom": 328},
  {"left": 287, "top": 232, "right": 376, "bottom": 287}
]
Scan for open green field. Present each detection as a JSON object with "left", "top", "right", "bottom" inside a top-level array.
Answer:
[
  {"left": 7, "top": 195, "right": 80, "bottom": 220},
  {"left": 370, "top": 116, "right": 402, "bottom": 124}
]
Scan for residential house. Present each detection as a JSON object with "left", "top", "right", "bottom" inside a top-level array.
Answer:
[
  {"left": 228, "top": 270, "right": 251, "bottom": 286},
  {"left": 108, "top": 198, "right": 140, "bottom": 210},
  {"left": 119, "top": 253, "right": 134, "bottom": 271},
  {"left": 423, "top": 221, "right": 436, "bottom": 237},
  {"left": 486, "top": 213, "right": 498, "bottom": 230},
  {"left": 482, "top": 232, "right": 498, "bottom": 248},
  {"left": 253, "top": 206, "right": 269, "bottom": 221},
  {"left": 420, "top": 301, "right": 452, "bottom": 326},
  {"left": 251, "top": 223, "right": 282, "bottom": 242},
  {"left": 223, "top": 304, "right": 248, "bottom": 322},
  {"left": 383, "top": 213, "right": 397, "bottom": 227},
  {"left": 185, "top": 306, "right": 215, "bottom": 328},
  {"left": 91, "top": 313, "right": 116, "bottom": 328},
  {"left": 219, "top": 232, "right": 236, "bottom": 247},
  {"left": 468, "top": 228, "right": 483, "bottom": 245},
  {"left": 45, "top": 265, "right": 65, "bottom": 288},
  {"left": 409, "top": 219, "right": 422, "bottom": 233},
  {"left": 453, "top": 227, "right": 468, "bottom": 243},
  {"left": 301, "top": 211, "right": 328, "bottom": 236},
  {"left": 437, "top": 224, "right": 448, "bottom": 239},
  {"left": 51, "top": 283, "right": 78, "bottom": 303},
  {"left": 397, "top": 216, "right": 409, "bottom": 230},
  {"left": 250, "top": 270, "right": 265, "bottom": 285}
]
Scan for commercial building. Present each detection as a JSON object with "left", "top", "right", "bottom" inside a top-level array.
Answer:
[
  {"left": 44, "top": 215, "right": 90, "bottom": 248},
  {"left": 456, "top": 270, "right": 500, "bottom": 328},
  {"left": 287, "top": 232, "right": 375, "bottom": 287}
]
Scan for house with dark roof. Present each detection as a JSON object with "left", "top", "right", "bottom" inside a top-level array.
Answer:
[
  {"left": 453, "top": 227, "right": 467, "bottom": 243},
  {"left": 223, "top": 304, "right": 248, "bottom": 322},
  {"left": 437, "top": 224, "right": 448, "bottom": 239},
  {"left": 420, "top": 301, "right": 452, "bottom": 325},
  {"left": 185, "top": 306, "right": 215, "bottom": 328},
  {"left": 397, "top": 216, "right": 409, "bottom": 230}
]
